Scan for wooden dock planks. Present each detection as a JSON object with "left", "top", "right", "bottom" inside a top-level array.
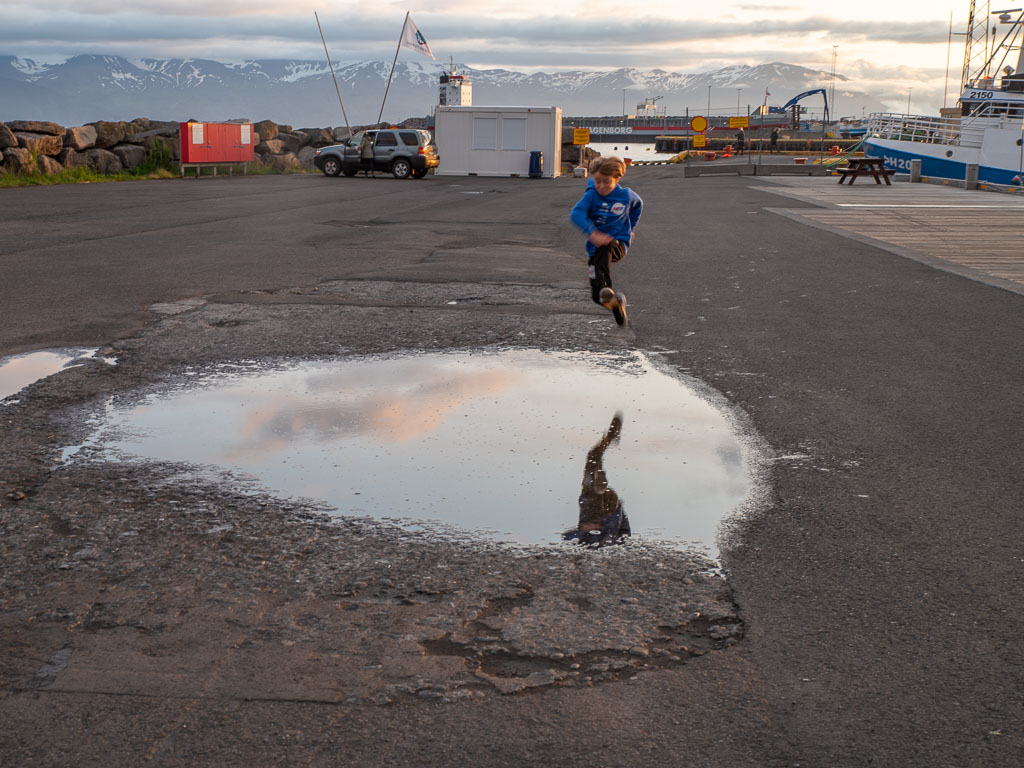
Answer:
[{"left": 755, "top": 178, "right": 1024, "bottom": 291}]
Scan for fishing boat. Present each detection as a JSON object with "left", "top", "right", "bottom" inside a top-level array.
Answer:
[{"left": 863, "top": 5, "right": 1024, "bottom": 185}]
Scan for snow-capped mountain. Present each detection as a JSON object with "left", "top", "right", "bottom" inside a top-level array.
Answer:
[{"left": 0, "top": 55, "right": 885, "bottom": 127}]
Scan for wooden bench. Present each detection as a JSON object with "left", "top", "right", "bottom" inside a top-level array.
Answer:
[{"left": 835, "top": 156, "right": 897, "bottom": 185}]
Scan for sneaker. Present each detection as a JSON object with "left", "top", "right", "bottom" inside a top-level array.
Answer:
[
  {"left": 598, "top": 287, "right": 616, "bottom": 310},
  {"left": 612, "top": 292, "right": 628, "bottom": 326}
]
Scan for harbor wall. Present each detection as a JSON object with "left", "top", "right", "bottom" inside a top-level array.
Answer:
[{"left": 0, "top": 118, "right": 371, "bottom": 176}]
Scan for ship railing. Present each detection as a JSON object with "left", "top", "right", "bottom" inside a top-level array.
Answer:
[
  {"left": 867, "top": 112, "right": 982, "bottom": 148},
  {"left": 965, "top": 100, "right": 1024, "bottom": 128}
]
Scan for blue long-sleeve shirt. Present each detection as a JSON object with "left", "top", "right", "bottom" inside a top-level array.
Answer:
[{"left": 570, "top": 183, "right": 643, "bottom": 257}]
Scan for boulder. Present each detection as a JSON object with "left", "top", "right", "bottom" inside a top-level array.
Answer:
[
  {"left": 65, "top": 125, "right": 98, "bottom": 151},
  {"left": 2, "top": 147, "right": 33, "bottom": 172},
  {"left": 276, "top": 132, "right": 308, "bottom": 153},
  {"left": 150, "top": 120, "right": 181, "bottom": 133},
  {"left": 57, "top": 148, "right": 89, "bottom": 169},
  {"left": 299, "top": 128, "right": 335, "bottom": 147},
  {"left": 297, "top": 145, "right": 318, "bottom": 170},
  {"left": 138, "top": 134, "right": 179, "bottom": 160},
  {"left": 111, "top": 143, "right": 148, "bottom": 169},
  {"left": 89, "top": 120, "right": 130, "bottom": 149},
  {"left": 268, "top": 152, "right": 301, "bottom": 172},
  {"left": 253, "top": 120, "right": 279, "bottom": 142},
  {"left": 0, "top": 123, "right": 17, "bottom": 150},
  {"left": 256, "top": 139, "right": 285, "bottom": 155},
  {"left": 333, "top": 126, "right": 353, "bottom": 142},
  {"left": 37, "top": 155, "right": 64, "bottom": 175},
  {"left": 127, "top": 124, "right": 179, "bottom": 141},
  {"left": 87, "top": 148, "right": 124, "bottom": 174},
  {"left": 278, "top": 124, "right": 293, "bottom": 134},
  {"left": 129, "top": 117, "right": 152, "bottom": 134},
  {"left": 15, "top": 132, "right": 63, "bottom": 156},
  {"left": 6, "top": 120, "right": 65, "bottom": 136}
]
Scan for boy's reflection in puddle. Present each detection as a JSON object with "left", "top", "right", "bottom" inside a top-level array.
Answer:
[{"left": 563, "top": 412, "right": 631, "bottom": 547}]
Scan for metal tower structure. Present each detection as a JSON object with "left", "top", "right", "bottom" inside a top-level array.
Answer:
[{"left": 960, "top": 0, "right": 992, "bottom": 90}]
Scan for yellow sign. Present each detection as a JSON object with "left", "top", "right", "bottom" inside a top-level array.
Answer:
[
  {"left": 690, "top": 115, "right": 708, "bottom": 133},
  {"left": 573, "top": 128, "right": 590, "bottom": 144},
  {"left": 729, "top": 116, "right": 750, "bottom": 128},
  {"left": 693, "top": 135, "right": 706, "bottom": 148}
]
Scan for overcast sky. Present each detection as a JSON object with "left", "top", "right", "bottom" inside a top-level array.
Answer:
[{"left": 2, "top": 1, "right": 976, "bottom": 113}]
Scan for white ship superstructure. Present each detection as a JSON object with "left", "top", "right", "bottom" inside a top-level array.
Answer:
[{"left": 863, "top": 4, "right": 1024, "bottom": 185}]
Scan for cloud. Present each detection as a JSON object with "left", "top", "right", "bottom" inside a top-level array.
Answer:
[
  {"left": 225, "top": 363, "right": 523, "bottom": 461},
  {"left": 1, "top": 0, "right": 966, "bottom": 113},
  {"left": 0, "top": 7, "right": 953, "bottom": 63}
]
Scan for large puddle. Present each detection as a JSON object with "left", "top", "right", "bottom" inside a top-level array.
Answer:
[{"left": 69, "top": 350, "right": 759, "bottom": 553}]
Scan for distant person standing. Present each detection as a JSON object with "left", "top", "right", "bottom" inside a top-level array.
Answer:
[
  {"left": 359, "top": 132, "right": 374, "bottom": 177},
  {"left": 770, "top": 128, "right": 780, "bottom": 154},
  {"left": 735, "top": 127, "right": 746, "bottom": 155}
]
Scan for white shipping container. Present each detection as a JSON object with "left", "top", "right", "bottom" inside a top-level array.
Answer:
[{"left": 435, "top": 106, "right": 562, "bottom": 178}]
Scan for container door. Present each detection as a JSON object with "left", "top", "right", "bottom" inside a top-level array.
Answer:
[
  {"left": 237, "top": 124, "right": 254, "bottom": 162},
  {"left": 209, "top": 123, "right": 228, "bottom": 162},
  {"left": 191, "top": 122, "right": 212, "bottom": 163},
  {"left": 180, "top": 122, "right": 206, "bottom": 163}
]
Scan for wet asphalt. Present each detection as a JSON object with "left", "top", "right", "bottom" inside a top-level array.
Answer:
[{"left": 2, "top": 168, "right": 1023, "bottom": 767}]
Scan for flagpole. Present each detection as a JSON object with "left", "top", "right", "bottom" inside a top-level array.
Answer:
[
  {"left": 315, "top": 11, "right": 351, "bottom": 138},
  {"left": 377, "top": 11, "right": 409, "bottom": 125}
]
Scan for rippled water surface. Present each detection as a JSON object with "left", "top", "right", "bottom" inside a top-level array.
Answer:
[{"left": 77, "top": 350, "right": 756, "bottom": 552}]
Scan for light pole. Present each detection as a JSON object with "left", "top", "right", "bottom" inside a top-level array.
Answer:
[
  {"left": 759, "top": 88, "right": 770, "bottom": 167},
  {"left": 906, "top": 88, "right": 912, "bottom": 115},
  {"left": 829, "top": 44, "right": 838, "bottom": 126},
  {"left": 737, "top": 88, "right": 742, "bottom": 116},
  {"left": 707, "top": 85, "right": 711, "bottom": 117}
]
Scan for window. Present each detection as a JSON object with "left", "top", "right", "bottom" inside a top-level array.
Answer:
[
  {"left": 501, "top": 118, "right": 527, "bottom": 151},
  {"left": 376, "top": 132, "right": 398, "bottom": 146},
  {"left": 399, "top": 131, "right": 420, "bottom": 146},
  {"left": 473, "top": 118, "right": 498, "bottom": 150}
]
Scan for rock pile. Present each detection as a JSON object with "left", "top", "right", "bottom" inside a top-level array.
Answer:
[{"left": 0, "top": 118, "right": 356, "bottom": 176}]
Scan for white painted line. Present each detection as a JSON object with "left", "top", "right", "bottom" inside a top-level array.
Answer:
[{"left": 835, "top": 203, "right": 1024, "bottom": 209}]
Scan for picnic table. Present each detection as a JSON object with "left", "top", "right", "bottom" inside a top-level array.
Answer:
[{"left": 835, "top": 156, "right": 896, "bottom": 185}]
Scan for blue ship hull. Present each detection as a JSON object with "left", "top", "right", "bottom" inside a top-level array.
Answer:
[{"left": 864, "top": 138, "right": 1023, "bottom": 186}]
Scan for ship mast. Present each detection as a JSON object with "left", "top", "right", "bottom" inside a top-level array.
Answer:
[{"left": 960, "top": 0, "right": 992, "bottom": 90}]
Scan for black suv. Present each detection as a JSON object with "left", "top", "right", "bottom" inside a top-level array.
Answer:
[{"left": 314, "top": 128, "right": 438, "bottom": 179}]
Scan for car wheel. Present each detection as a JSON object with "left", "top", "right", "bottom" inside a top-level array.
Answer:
[
  {"left": 391, "top": 159, "right": 412, "bottom": 179},
  {"left": 321, "top": 157, "right": 341, "bottom": 177},
  {"left": 412, "top": 168, "right": 428, "bottom": 179},
  {"left": 342, "top": 169, "right": 358, "bottom": 177}
]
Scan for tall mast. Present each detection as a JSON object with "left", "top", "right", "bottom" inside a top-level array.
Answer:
[{"left": 961, "top": 0, "right": 992, "bottom": 91}]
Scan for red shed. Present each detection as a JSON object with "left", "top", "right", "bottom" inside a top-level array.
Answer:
[{"left": 179, "top": 122, "right": 254, "bottom": 176}]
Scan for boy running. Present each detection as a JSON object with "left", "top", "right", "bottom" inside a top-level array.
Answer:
[{"left": 569, "top": 157, "right": 643, "bottom": 326}]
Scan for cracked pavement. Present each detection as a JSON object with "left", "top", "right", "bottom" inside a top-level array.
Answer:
[{"left": 2, "top": 170, "right": 1023, "bottom": 767}]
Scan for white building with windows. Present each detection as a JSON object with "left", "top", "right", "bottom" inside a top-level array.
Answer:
[{"left": 434, "top": 106, "right": 562, "bottom": 178}]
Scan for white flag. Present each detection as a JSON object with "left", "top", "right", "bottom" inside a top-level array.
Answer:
[{"left": 400, "top": 15, "right": 435, "bottom": 60}]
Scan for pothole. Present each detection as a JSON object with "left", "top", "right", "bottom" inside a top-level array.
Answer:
[
  {"left": 0, "top": 348, "right": 111, "bottom": 403},
  {"left": 62, "top": 349, "right": 761, "bottom": 554}
]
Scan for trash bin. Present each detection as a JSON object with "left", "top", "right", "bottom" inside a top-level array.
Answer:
[{"left": 529, "top": 150, "right": 543, "bottom": 178}]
